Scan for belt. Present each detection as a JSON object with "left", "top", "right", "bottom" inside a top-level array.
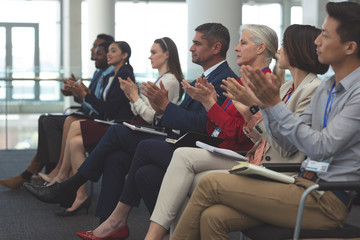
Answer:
[{"left": 300, "top": 170, "right": 351, "bottom": 207}]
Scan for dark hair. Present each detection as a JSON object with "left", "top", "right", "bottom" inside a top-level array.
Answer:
[
  {"left": 154, "top": 37, "right": 184, "bottom": 101},
  {"left": 326, "top": 1, "right": 360, "bottom": 58},
  {"left": 114, "top": 41, "right": 133, "bottom": 73},
  {"left": 97, "top": 34, "right": 114, "bottom": 43},
  {"left": 98, "top": 41, "right": 112, "bottom": 53},
  {"left": 195, "top": 23, "right": 230, "bottom": 58},
  {"left": 283, "top": 24, "right": 329, "bottom": 74}
]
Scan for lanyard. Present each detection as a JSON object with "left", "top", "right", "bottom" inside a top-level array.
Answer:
[
  {"left": 223, "top": 99, "right": 232, "bottom": 111},
  {"left": 154, "top": 71, "right": 169, "bottom": 85},
  {"left": 323, "top": 82, "right": 336, "bottom": 128}
]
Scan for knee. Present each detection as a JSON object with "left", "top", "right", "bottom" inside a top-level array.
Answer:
[
  {"left": 69, "top": 135, "right": 84, "bottom": 152},
  {"left": 201, "top": 205, "right": 230, "bottom": 236}
]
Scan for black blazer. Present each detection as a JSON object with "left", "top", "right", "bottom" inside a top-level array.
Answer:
[{"left": 84, "top": 65, "right": 135, "bottom": 121}]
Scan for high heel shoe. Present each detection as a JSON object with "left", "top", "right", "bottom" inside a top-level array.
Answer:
[
  {"left": 55, "top": 197, "right": 91, "bottom": 217},
  {"left": 76, "top": 225, "right": 129, "bottom": 240},
  {"left": 38, "top": 172, "right": 53, "bottom": 183},
  {"left": 23, "top": 182, "right": 76, "bottom": 208}
]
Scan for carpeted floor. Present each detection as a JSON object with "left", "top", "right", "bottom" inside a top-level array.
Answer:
[
  {"left": 0, "top": 150, "right": 150, "bottom": 240},
  {"left": 1, "top": 150, "right": 358, "bottom": 240}
]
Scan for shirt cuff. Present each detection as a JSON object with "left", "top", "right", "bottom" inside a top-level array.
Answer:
[{"left": 243, "top": 111, "right": 263, "bottom": 140}]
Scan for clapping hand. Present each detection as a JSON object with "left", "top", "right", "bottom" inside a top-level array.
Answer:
[
  {"left": 181, "top": 77, "right": 217, "bottom": 112},
  {"left": 240, "top": 65, "right": 281, "bottom": 109},
  {"left": 141, "top": 80, "right": 169, "bottom": 114},
  {"left": 221, "top": 77, "right": 256, "bottom": 107},
  {"left": 119, "top": 77, "right": 139, "bottom": 103}
]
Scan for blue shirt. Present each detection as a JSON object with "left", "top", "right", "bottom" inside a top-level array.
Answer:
[{"left": 262, "top": 67, "right": 360, "bottom": 182}]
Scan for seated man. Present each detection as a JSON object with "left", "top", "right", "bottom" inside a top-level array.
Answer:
[
  {"left": 24, "top": 23, "right": 238, "bottom": 226},
  {"left": 0, "top": 34, "right": 114, "bottom": 189},
  {"left": 171, "top": 2, "right": 360, "bottom": 239}
]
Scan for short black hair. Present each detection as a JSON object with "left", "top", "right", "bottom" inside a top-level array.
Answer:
[
  {"left": 97, "top": 34, "right": 114, "bottom": 43},
  {"left": 326, "top": 1, "right": 360, "bottom": 58},
  {"left": 97, "top": 41, "right": 112, "bottom": 53},
  {"left": 195, "top": 23, "right": 230, "bottom": 58}
]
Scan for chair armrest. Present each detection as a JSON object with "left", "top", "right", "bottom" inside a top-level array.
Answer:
[{"left": 262, "top": 163, "right": 301, "bottom": 172}]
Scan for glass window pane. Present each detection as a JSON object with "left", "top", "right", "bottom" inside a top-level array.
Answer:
[
  {"left": 0, "top": 27, "right": 5, "bottom": 78},
  {"left": 291, "top": 6, "right": 303, "bottom": 25},
  {"left": 12, "top": 80, "right": 35, "bottom": 99},
  {"left": 242, "top": 4, "right": 282, "bottom": 40},
  {"left": 40, "top": 81, "right": 60, "bottom": 101},
  {"left": 12, "top": 27, "right": 35, "bottom": 78}
]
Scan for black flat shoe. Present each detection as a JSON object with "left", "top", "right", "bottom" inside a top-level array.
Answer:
[
  {"left": 23, "top": 182, "right": 76, "bottom": 208},
  {"left": 55, "top": 197, "right": 91, "bottom": 217}
]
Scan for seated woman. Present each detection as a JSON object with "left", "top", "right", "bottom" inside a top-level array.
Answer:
[
  {"left": 0, "top": 39, "right": 114, "bottom": 189},
  {"left": 41, "top": 37, "right": 183, "bottom": 218},
  {"left": 171, "top": 2, "right": 360, "bottom": 238},
  {"left": 75, "top": 24, "right": 282, "bottom": 240},
  {"left": 144, "top": 23, "right": 329, "bottom": 240}
]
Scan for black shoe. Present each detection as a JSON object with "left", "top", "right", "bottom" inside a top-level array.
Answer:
[
  {"left": 23, "top": 182, "right": 76, "bottom": 208},
  {"left": 54, "top": 197, "right": 91, "bottom": 217}
]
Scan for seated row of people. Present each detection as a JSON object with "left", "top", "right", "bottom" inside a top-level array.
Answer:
[{"left": 3, "top": 1, "right": 360, "bottom": 239}]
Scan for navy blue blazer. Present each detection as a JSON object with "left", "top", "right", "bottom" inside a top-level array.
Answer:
[
  {"left": 159, "top": 61, "right": 237, "bottom": 134},
  {"left": 84, "top": 65, "right": 135, "bottom": 121},
  {"left": 76, "top": 69, "right": 103, "bottom": 114}
]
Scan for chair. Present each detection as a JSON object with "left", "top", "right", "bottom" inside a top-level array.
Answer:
[{"left": 241, "top": 163, "right": 360, "bottom": 240}]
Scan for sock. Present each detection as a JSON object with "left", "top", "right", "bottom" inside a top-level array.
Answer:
[
  {"left": 21, "top": 170, "right": 33, "bottom": 180},
  {"left": 59, "top": 172, "right": 88, "bottom": 195}
]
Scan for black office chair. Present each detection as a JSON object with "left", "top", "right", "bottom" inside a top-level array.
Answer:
[{"left": 241, "top": 163, "right": 360, "bottom": 240}]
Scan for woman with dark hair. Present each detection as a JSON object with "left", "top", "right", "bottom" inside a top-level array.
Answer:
[
  {"left": 40, "top": 40, "right": 136, "bottom": 216},
  {"left": 170, "top": 24, "right": 331, "bottom": 240},
  {"left": 39, "top": 38, "right": 184, "bottom": 220},
  {"left": 119, "top": 37, "right": 183, "bottom": 124}
]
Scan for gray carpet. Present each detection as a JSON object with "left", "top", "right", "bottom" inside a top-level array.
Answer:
[
  {"left": 0, "top": 150, "right": 150, "bottom": 240},
  {"left": 1, "top": 150, "right": 358, "bottom": 240}
]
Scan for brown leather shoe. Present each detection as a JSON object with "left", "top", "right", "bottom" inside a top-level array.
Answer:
[{"left": 0, "top": 175, "right": 30, "bottom": 189}]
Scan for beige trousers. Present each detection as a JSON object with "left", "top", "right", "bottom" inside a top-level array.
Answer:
[
  {"left": 150, "top": 147, "right": 239, "bottom": 231},
  {"left": 171, "top": 173, "right": 348, "bottom": 240}
]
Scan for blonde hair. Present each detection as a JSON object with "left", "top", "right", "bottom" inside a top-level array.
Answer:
[{"left": 239, "top": 24, "right": 278, "bottom": 65}]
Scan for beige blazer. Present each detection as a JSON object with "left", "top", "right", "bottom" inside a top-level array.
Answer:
[{"left": 250, "top": 73, "right": 322, "bottom": 164}]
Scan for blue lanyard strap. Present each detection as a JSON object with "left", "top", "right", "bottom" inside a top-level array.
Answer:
[
  {"left": 323, "top": 82, "right": 336, "bottom": 129},
  {"left": 223, "top": 99, "right": 232, "bottom": 111},
  {"left": 154, "top": 71, "right": 169, "bottom": 85}
]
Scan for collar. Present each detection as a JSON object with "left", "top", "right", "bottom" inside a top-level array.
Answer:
[
  {"left": 325, "top": 66, "right": 360, "bottom": 93},
  {"left": 103, "top": 65, "right": 114, "bottom": 76},
  {"left": 203, "top": 60, "right": 226, "bottom": 78}
]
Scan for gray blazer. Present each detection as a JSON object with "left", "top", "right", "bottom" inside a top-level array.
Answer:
[{"left": 248, "top": 73, "right": 322, "bottom": 164}]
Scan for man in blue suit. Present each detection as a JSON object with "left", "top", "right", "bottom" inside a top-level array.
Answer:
[
  {"left": 0, "top": 34, "right": 114, "bottom": 189},
  {"left": 24, "top": 23, "right": 238, "bottom": 222}
]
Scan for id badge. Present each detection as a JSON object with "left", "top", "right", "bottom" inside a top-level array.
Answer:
[
  {"left": 305, "top": 160, "right": 330, "bottom": 173},
  {"left": 211, "top": 127, "right": 221, "bottom": 137}
]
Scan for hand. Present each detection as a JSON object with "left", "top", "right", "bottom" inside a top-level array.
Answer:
[
  {"left": 141, "top": 80, "right": 169, "bottom": 114},
  {"left": 232, "top": 100, "right": 253, "bottom": 122},
  {"left": 240, "top": 65, "right": 281, "bottom": 109},
  {"left": 181, "top": 77, "right": 217, "bottom": 111},
  {"left": 221, "top": 77, "right": 256, "bottom": 107},
  {"left": 119, "top": 77, "right": 139, "bottom": 103},
  {"left": 68, "top": 81, "right": 87, "bottom": 101}
]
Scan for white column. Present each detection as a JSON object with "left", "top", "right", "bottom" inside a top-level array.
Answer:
[
  {"left": 186, "top": 0, "right": 242, "bottom": 80},
  {"left": 87, "top": 0, "right": 115, "bottom": 42},
  {"left": 302, "top": 0, "right": 329, "bottom": 28},
  {"left": 62, "top": 0, "right": 82, "bottom": 109}
]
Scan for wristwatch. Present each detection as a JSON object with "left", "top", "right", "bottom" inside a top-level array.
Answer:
[{"left": 249, "top": 105, "right": 260, "bottom": 115}]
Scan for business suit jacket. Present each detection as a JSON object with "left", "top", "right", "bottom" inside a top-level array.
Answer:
[
  {"left": 249, "top": 73, "right": 322, "bottom": 164},
  {"left": 159, "top": 61, "right": 237, "bottom": 134},
  {"left": 84, "top": 65, "right": 135, "bottom": 121}
]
